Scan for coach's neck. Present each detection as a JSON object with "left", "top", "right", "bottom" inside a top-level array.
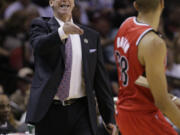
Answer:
[{"left": 54, "top": 13, "right": 72, "bottom": 22}]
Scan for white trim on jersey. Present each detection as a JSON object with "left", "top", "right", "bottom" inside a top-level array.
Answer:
[
  {"left": 133, "top": 17, "right": 150, "bottom": 26},
  {"left": 136, "top": 28, "right": 153, "bottom": 46}
]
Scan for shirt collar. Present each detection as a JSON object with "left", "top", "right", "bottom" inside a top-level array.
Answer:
[{"left": 54, "top": 16, "right": 73, "bottom": 26}]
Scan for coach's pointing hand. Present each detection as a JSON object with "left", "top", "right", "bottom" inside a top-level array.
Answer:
[{"left": 63, "top": 22, "right": 84, "bottom": 35}]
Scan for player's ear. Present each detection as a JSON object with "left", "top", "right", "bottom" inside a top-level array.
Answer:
[
  {"left": 49, "top": 0, "right": 53, "bottom": 8},
  {"left": 133, "top": 1, "right": 139, "bottom": 12},
  {"left": 160, "top": 0, "right": 164, "bottom": 10}
]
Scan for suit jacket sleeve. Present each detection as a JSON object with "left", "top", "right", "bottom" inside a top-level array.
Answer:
[
  {"left": 94, "top": 33, "right": 116, "bottom": 125},
  {"left": 30, "top": 18, "right": 63, "bottom": 55}
]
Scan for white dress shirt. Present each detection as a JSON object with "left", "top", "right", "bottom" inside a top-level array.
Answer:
[{"left": 54, "top": 17, "right": 86, "bottom": 100}]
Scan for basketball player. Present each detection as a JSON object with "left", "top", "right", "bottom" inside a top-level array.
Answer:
[{"left": 114, "top": 0, "right": 180, "bottom": 134}]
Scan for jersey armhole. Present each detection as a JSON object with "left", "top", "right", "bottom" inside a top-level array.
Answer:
[
  {"left": 136, "top": 28, "right": 153, "bottom": 46},
  {"left": 137, "top": 29, "right": 161, "bottom": 77}
]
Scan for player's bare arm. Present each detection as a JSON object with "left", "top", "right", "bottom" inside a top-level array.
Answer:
[
  {"left": 138, "top": 31, "right": 180, "bottom": 128},
  {"left": 135, "top": 76, "right": 180, "bottom": 109}
]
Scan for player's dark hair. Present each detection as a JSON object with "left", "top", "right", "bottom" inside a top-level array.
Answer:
[{"left": 135, "top": 0, "right": 160, "bottom": 13}]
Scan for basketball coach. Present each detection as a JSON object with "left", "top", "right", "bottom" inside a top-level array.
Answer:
[{"left": 25, "top": 0, "right": 117, "bottom": 135}]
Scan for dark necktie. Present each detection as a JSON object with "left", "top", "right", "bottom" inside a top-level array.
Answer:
[{"left": 57, "top": 36, "right": 72, "bottom": 101}]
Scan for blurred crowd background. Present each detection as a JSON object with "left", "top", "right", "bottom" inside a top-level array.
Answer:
[{"left": 0, "top": 0, "right": 180, "bottom": 134}]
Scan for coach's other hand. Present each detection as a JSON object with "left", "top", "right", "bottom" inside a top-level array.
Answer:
[{"left": 106, "top": 123, "right": 118, "bottom": 135}]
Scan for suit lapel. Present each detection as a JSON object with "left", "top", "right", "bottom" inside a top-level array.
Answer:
[
  {"left": 48, "top": 17, "right": 59, "bottom": 32},
  {"left": 48, "top": 17, "right": 65, "bottom": 61},
  {"left": 79, "top": 27, "right": 90, "bottom": 81}
]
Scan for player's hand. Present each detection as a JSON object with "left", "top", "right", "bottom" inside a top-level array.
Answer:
[
  {"left": 106, "top": 123, "right": 118, "bottom": 135},
  {"left": 63, "top": 22, "right": 84, "bottom": 35}
]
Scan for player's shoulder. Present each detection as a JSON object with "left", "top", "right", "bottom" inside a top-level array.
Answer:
[
  {"left": 138, "top": 31, "right": 166, "bottom": 65},
  {"left": 118, "top": 17, "right": 134, "bottom": 31},
  {"left": 140, "top": 31, "right": 166, "bottom": 51}
]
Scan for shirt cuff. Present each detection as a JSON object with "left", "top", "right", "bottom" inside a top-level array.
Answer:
[{"left": 58, "top": 25, "right": 68, "bottom": 40}]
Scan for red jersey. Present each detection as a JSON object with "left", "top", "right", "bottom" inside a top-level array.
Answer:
[{"left": 114, "top": 17, "right": 158, "bottom": 112}]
